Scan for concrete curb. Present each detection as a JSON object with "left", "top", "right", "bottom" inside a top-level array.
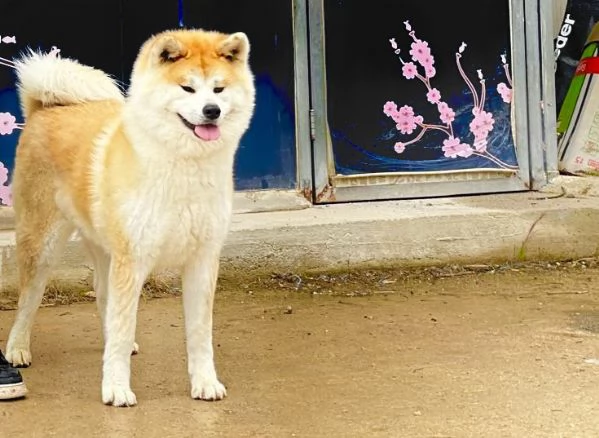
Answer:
[
  {"left": 1, "top": 177, "right": 599, "bottom": 300},
  {"left": 223, "top": 191, "right": 599, "bottom": 271}
]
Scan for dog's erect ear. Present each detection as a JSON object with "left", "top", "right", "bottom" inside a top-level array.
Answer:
[
  {"left": 218, "top": 32, "right": 250, "bottom": 63},
  {"left": 153, "top": 35, "right": 187, "bottom": 63}
]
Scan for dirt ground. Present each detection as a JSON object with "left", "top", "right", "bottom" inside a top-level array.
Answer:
[{"left": 2, "top": 261, "right": 599, "bottom": 437}]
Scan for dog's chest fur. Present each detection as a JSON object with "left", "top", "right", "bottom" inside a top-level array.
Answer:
[{"left": 117, "top": 159, "right": 233, "bottom": 267}]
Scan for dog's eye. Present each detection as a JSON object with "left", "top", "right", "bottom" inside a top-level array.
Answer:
[
  {"left": 213, "top": 87, "right": 225, "bottom": 94},
  {"left": 180, "top": 85, "right": 195, "bottom": 93}
]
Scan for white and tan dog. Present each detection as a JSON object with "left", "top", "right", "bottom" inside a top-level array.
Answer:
[{"left": 4, "top": 29, "right": 255, "bottom": 407}]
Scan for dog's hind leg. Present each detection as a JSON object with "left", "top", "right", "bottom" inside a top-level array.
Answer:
[
  {"left": 101, "top": 253, "right": 149, "bottom": 407},
  {"left": 83, "top": 241, "right": 139, "bottom": 355},
  {"left": 6, "top": 214, "right": 74, "bottom": 367},
  {"left": 84, "top": 240, "right": 110, "bottom": 323}
]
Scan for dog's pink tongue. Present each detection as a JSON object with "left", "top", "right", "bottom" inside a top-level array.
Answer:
[{"left": 194, "top": 124, "right": 221, "bottom": 141}]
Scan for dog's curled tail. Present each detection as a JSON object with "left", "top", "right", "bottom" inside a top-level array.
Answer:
[{"left": 15, "top": 50, "right": 124, "bottom": 120}]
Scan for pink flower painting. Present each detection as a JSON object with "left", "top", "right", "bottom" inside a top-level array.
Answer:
[
  {"left": 402, "top": 62, "right": 418, "bottom": 80},
  {"left": 1, "top": 41, "right": 63, "bottom": 206},
  {"left": 426, "top": 88, "right": 441, "bottom": 104},
  {"left": 0, "top": 162, "right": 12, "bottom": 206},
  {"left": 0, "top": 112, "right": 18, "bottom": 135},
  {"left": 442, "top": 137, "right": 473, "bottom": 159},
  {"left": 0, "top": 34, "right": 40, "bottom": 206},
  {"left": 383, "top": 21, "right": 516, "bottom": 170}
]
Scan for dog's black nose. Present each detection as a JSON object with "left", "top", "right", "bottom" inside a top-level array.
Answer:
[{"left": 203, "top": 104, "right": 221, "bottom": 120}]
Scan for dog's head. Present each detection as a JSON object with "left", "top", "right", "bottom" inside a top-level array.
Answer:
[{"left": 127, "top": 29, "right": 255, "bottom": 155}]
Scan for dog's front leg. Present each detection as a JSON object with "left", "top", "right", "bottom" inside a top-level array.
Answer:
[
  {"left": 183, "top": 245, "right": 226, "bottom": 401},
  {"left": 101, "top": 256, "right": 146, "bottom": 407}
]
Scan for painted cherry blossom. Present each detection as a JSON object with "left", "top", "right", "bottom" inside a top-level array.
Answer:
[
  {"left": 0, "top": 162, "right": 11, "bottom": 206},
  {"left": 393, "top": 105, "right": 422, "bottom": 135},
  {"left": 426, "top": 88, "right": 441, "bottom": 104},
  {"left": 394, "top": 142, "right": 406, "bottom": 153},
  {"left": 497, "top": 82, "right": 512, "bottom": 104},
  {"left": 0, "top": 112, "right": 17, "bottom": 135},
  {"left": 469, "top": 109, "right": 495, "bottom": 138},
  {"left": 496, "top": 53, "right": 513, "bottom": 104},
  {"left": 442, "top": 137, "right": 473, "bottom": 158},
  {"left": 0, "top": 34, "right": 48, "bottom": 205},
  {"left": 396, "top": 105, "right": 416, "bottom": 120},
  {"left": 424, "top": 65, "right": 436, "bottom": 79},
  {"left": 383, "top": 21, "right": 516, "bottom": 169},
  {"left": 419, "top": 55, "right": 435, "bottom": 68},
  {"left": 383, "top": 101, "right": 398, "bottom": 117},
  {"left": 402, "top": 62, "right": 418, "bottom": 80},
  {"left": 0, "top": 186, "right": 12, "bottom": 206},
  {"left": 409, "top": 40, "right": 432, "bottom": 66},
  {"left": 437, "top": 102, "right": 455, "bottom": 124}
]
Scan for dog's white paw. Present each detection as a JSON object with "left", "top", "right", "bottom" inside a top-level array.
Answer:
[
  {"left": 132, "top": 342, "right": 139, "bottom": 355},
  {"left": 191, "top": 377, "right": 227, "bottom": 401},
  {"left": 5, "top": 347, "right": 32, "bottom": 367},
  {"left": 102, "top": 384, "right": 137, "bottom": 407}
]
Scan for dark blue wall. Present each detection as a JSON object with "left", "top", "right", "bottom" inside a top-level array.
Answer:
[{"left": 0, "top": 0, "right": 297, "bottom": 197}]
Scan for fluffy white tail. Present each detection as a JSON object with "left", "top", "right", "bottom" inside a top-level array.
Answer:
[{"left": 15, "top": 50, "right": 124, "bottom": 120}]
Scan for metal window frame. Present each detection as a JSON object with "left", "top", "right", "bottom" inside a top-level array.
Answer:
[
  {"left": 293, "top": 0, "right": 315, "bottom": 200},
  {"left": 232, "top": 0, "right": 313, "bottom": 213},
  {"left": 304, "top": 0, "right": 557, "bottom": 203}
]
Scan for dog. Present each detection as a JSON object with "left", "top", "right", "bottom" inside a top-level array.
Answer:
[{"left": 4, "top": 28, "right": 255, "bottom": 407}]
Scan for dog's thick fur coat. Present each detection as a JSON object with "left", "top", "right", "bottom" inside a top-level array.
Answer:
[{"left": 5, "top": 29, "right": 255, "bottom": 406}]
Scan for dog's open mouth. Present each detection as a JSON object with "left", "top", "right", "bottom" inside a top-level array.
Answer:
[{"left": 178, "top": 114, "right": 221, "bottom": 142}]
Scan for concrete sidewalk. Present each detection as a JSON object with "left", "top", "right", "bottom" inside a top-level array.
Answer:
[{"left": 0, "top": 176, "right": 598, "bottom": 296}]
